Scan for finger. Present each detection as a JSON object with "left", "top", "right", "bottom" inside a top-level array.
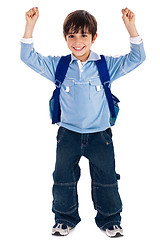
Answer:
[
  {"left": 122, "top": 8, "right": 129, "bottom": 17},
  {"left": 130, "top": 12, "right": 135, "bottom": 19},
  {"left": 31, "top": 8, "right": 36, "bottom": 16},
  {"left": 27, "top": 7, "right": 37, "bottom": 17},
  {"left": 32, "top": 7, "right": 39, "bottom": 17},
  {"left": 128, "top": 11, "right": 135, "bottom": 21},
  {"left": 34, "top": 7, "right": 39, "bottom": 17},
  {"left": 127, "top": 9, "right": 134, "bottom": 14},
  {"left": 26, "top": 9, "right": 33, "bottom": 17},
  {"left": 122, "top": 9, "right": 126, "bottom": 17},
  {"left": 122, "top": 9, "right": 126, "bottom": 15},
  {"left": 26, "top": 12, "right": 31, "bottom": 18},
  {"left": 33, "top": 7, "right": 38, "bottom": 12},
  {"left": 26, "top": 10, "right": 30, "bottom": 17},
  {"left": 127, "top": 10, "right": 131, "bottom": 18},
  {"left": 124, "top": 8, "right": 129, "bottom": 14}
]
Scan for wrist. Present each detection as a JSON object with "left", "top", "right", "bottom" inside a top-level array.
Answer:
[
  {"left": 129, "top": 31, "right": 139, "bottom": 38},
  {"left": 23, "top": 22, "right": 35, "bottom": 38},
  {"left": 127, "top": 25, "right": 139, "bottom": 37}
]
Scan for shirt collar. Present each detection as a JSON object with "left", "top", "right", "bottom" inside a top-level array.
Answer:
[{"left": 70, "top": 51, "right": 101, "bottom": 64}]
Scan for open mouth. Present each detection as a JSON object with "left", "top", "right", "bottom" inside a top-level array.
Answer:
[{"left": 73, "top": 46, "right": 85, "bottom": 51}]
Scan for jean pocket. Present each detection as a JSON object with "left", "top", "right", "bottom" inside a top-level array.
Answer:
[
  {"left": 56, "top": 127, "right": 66, "bottom": 143},
  {"left": 100, "top": 128, "right": 113, "bottom": 145},
  {"left": 116, "top": 173, "right": 120, "bottom": 180}
]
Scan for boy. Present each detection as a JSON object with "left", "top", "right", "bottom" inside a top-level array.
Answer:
[{"left": 20, "top": 7, "right": 146, "bottom": 237}]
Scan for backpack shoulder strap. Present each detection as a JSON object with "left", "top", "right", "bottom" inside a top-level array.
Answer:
[
  {"left": 50, "top": 54, "right": 71, "bottom": 124},
  {"left": 95, "top": 55, "right": 116, "bottom": 118},
  {"left": 95, "top": 55, "right": 110, "bottom": 85},
  {"left": 55, "top": 54, "right": 71, "bottom": 88}
]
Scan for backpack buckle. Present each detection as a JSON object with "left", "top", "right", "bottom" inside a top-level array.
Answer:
[
  {"left": 104, "top": 81, "right": 111, "bottom": 88},
  {"left": 55, "top": 79, "right": 62, "bottom": 88}
]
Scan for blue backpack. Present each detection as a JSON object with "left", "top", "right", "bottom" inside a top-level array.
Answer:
[{"left": 49, "top": 54, "right": 120, "bottom": 126}]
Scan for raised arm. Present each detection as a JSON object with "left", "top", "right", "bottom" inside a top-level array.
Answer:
[
  {"left": 23, "top": 7, "right": 39, "bottom": 38},
  {"left": 105, "top": 8, "right": 146, "bottom": 83},
  {"left": 122, "top": 8, "right": 139, "bottom": 37},
  {"left": 20, "top": 7, "right": 58, "bottom": 83}
]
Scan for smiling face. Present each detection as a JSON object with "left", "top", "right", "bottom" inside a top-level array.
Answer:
[{"left": 65, "top": 29, "right": 97, "bottom": 62}]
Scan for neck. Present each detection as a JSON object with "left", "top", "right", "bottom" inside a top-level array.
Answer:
[{"left": 72, "top": 50, "right": 91, "bottom": 62}]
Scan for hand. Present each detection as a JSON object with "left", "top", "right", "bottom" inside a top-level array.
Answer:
[
  {"left": 25, "top": 7, "right": 39, "bottom": 26},
  {"left": 23, "top": 7, "right": 39, "bottom": 38},
  {"left": 122, "top": 8, "right": 139, "bottom": 37},
  {"left": 122, "top": 8, "right": 135, "bottom": 26}
]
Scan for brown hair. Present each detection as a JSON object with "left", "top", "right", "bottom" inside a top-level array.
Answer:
[{"left": 63, "top": 10, "right": 97, "bottom": 40}]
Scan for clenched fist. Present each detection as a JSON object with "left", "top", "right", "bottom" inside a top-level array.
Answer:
[
  {"left": 122, "top": 8, "right": 139, "bottom": 37},
  {"left": 25, "top": 7, "right": 39, "bottom": 25},
  {"left": 23, "top": 7, "right": 39, "bottom": 38}
]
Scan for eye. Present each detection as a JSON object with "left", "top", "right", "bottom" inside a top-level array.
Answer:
[
  {"left": 68, "top": 34, "right": 74, "bottom": 38},
  {"left": 82, "top": 34, "right": 88, "bottom": 38}
]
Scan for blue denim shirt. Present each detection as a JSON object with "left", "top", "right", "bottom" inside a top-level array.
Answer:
[{"left": 20, "top": 40, "right": 146, "bottom": 133}]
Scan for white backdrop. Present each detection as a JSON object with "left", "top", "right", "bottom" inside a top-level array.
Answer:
[{"left": 0, "top": 0, "right": 160, "bottom": 239}]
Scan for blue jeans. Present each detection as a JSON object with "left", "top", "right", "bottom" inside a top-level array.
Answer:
[{"left": 52, "top": 127, "right": 122, "bottom": 230}]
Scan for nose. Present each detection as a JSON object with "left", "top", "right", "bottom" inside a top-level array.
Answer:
[{"left": 74, "top": 36, "right": 82, "bottom": 45}]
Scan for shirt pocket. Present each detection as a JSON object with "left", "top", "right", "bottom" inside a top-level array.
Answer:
[
  {"left": 61, "top": 78, "right": 75, "bottom": 99},
  {"left": 89, "top": 77, "right": 103, "bottom": 99}
]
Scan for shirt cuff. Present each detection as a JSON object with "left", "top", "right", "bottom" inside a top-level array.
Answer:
[
  {"left": 130, "top": 36, "right": 143, "bottom": 45},
  {"left": 20, "top": 38, "right": 34, "bottom": 44}
]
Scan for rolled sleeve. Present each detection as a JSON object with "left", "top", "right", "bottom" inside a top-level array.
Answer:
[
  {"left": 129, "top": 36, "right": 143, "bottom": 45},
  {"left": 20, "top": 38, "right": 34, "bottom": 44}
]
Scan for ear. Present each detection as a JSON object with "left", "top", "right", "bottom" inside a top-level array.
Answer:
[
  {"left": 63, "top": 34, "right": 67, "bottom": 41},
  {"left": 92, "top": 33, "right": 98, "bottom": 44}
]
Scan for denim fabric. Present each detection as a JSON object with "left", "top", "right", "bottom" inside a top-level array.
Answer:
[{"left": 52, "top": 127, "right": 122, "bottom": 230}]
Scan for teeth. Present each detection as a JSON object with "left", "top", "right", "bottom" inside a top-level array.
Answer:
[{"left": 74, "top": 47, "right": 84, "bottom": 50}]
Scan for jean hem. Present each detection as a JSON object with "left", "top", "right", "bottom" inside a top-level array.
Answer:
[
  {"left": 55, "top": 219, "right": 78, "bottom": 228},
  {"left": 53, "top": 205, "right": 78, "bottom": 215},
  {"left": 96, "top": 207, "right": 122, "bottom": 217},
  {"left": 100, "top": 220, "right": 121, "bottom": 231}
]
